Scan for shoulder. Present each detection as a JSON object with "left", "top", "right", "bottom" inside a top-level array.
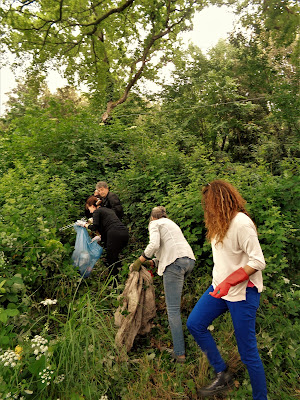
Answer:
[
  {"left": 156, "top": 218, "right": 179, "bottom": 230},
  {"left": 93, "top": 208, "right": 101, "bottom": 215},
  {"left": 155, "top": 218, "right": 172, "bottom": 225},
  {"left": 231, "top": 212, "right": 257, "bottom": 237},
  {"left": 108, "top": 192, "right": 120, "bottom": 200},
  {"left": 97, "top": 207, "right": 114, "bottom": 216},
  {"left": 149, "top": 219, "right": 159, "bottom": 228},
  {"left": 148, "top": 219, "right": 164, "bottom": 231},
  {"left": 233, "top": 212, "right": 254, "bottom": 227}
]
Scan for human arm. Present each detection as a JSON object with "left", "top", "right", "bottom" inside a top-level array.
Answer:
[
  {"left": 130, "top": 256, "right": 155, "bottom": 272},
  {"left": 142, "top": 221, "right": 160, "bottom": 259},
  {"left": 85, "top": 210, "right": 101, "bottom": 233},
  {"left": 131, "top": 221, "right": 160, "bottom": 271},
  {"left": 107, "top": 192, "right": 124, "bottom": 219},
  {"left": 130, "top": 255, "right": 147, "bottom": 271},
  {"left": 210, "top": 221, "right": 265, "bottom": 298},
  {"left": 91, "top": 235, "right": 101, "bottom": 242},
  {"left": 210, "top": 266, "right": 253, "bottom": 298}
]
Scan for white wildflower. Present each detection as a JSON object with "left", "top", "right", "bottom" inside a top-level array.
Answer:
[
  {"left": 31, "top": 335, "right": 49, "bottom": 359},
  {"left": 88, "top": 344, "right": 94, "bottom": 353},
  {"left": 208, "top": 325, "right": 214, "bottom": 331},
  {"left": 40, "top": 299, "right": 57, "bottom": 306},
  {"left": 39, "top": 367, "right": 53, "bottom": 385},
  {"left": 0, "top": 349, "right": 20, "bottom": 367},
  {"left": 282, "top": 277, "right": 290, "bottom": 284},
  {"left": 54, "top": 374, "right": 65, "bottom": 384}
]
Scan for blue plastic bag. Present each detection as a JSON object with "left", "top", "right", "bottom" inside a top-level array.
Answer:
[{"left": 71, "top": 225, "right": 103, "bottom": 278}]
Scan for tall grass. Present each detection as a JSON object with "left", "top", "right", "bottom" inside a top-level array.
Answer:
[{"left": 46, "top": 283, "right": 129, "bottom": 400}]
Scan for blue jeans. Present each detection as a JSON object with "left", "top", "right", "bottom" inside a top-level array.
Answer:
[
  {"left": 163, "top": 257, "right": 195, "bottom": 356},
  {"left": 187, "top": 286, "right": 267, "bottom": 400}
]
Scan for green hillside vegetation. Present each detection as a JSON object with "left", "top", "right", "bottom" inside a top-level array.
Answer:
[{"left": 0, "top": 1, "right": 299, "bottom": 399}]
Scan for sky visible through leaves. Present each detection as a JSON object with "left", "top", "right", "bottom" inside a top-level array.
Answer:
[{"left": 0, "top": 5, "right": 238, "bottom": 115}]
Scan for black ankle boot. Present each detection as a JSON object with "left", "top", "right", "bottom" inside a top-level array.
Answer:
[{"left": 197, "top": 367, "right": 234, "bottom": 397}]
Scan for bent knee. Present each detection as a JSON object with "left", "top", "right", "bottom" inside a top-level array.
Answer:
[{"left": 186, "top": 315, "right": 206, "bottom": 335}]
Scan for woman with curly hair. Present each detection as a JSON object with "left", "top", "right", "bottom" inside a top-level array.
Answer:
[{"left": 187, "top": 180, "right": 267, "bottom": 399}]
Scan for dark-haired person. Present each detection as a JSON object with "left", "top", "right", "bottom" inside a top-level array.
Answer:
[
  {"left": 131, "top": 206, "right": 195, "bottom": 363},
  {"left": 94, "top": 181, "right": 124, "bottom": 220},
  {"left": 187, "top": 180, "right": 267, "bottom": 399},
  {"left": 83, "top": 196, "right": 129, "bottom": 279}
]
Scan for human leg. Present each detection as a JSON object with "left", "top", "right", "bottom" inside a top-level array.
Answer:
[
  {"left": 187, "top": 287, "right": 235, "bottom": 396},
  {"left": 228, "top": 287, "right": 267, "bottom": 400},
  {"left": 106, "top": 229, "right": 129, "bottom": 277},
  {"left": 186, "top": 286, "right": 228, "bottom": 373},
  {"left": 163, "top": 257, "right": 194, "bottom": 356}
]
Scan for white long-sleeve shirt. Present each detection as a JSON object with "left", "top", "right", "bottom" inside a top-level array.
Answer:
[
  {"left": 212, "top": 212, "right": 266, "bottom": 301},
  {"left": 143, "top": 218, "right": 195, "bottom": 276}
]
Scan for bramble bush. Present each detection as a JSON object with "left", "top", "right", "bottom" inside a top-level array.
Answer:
[{"left": 0, "top": 158, "right": 75, "bottom": 291}]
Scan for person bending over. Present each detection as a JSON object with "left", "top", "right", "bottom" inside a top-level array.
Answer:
[
  {"left": 84, "top": 196, "right": 128, "bottom": 279},
  {"left": 131, "top": 206, "right": 195, "bottom": 363}
]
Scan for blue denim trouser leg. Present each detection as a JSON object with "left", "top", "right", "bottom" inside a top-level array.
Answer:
[
  {"left": 187, "top": 286, "right": 267, "bottom": 400},
  {"left": 163, "top": 257, "right": 195, "bottom": 356}
]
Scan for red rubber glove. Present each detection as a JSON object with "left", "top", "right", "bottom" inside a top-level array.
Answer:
[{"left": 210, "top": 267, "right": 249, "bottom": 298}]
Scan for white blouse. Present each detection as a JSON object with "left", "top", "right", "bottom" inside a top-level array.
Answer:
[
  {"left": 144, "top": 218, "right": 195, "bottom": 276},
  {"left": 212, "top": 212, "right": 266, "bottom": 301}
]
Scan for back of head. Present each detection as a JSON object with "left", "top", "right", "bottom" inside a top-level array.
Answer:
[
  {"left": 85, "top": 195, "right": 101, "bottom": 210},
  {"left": 151, "top": 206, "right": 168, "bottom": 220},
  {"left": 202, "top": 180, "right": 249, "bottom": 243}
]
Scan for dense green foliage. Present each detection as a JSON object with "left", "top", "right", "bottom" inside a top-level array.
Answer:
[
  {"left": 0, "top": 0, "right": 217, "bottom": 121},
  {"left": 0, "top": 2, "right": 299, "bottom": 399}
]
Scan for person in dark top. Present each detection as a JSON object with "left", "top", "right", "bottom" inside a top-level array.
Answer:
[
  {"left": 84, "top": 196, "right": 129, "bottom": 279},
  {"left": 94, "top": 181, "right": 124, "bottom": 220}
]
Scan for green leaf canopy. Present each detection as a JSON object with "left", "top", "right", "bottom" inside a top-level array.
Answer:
[{"left": 1, "top": 0, "right": 209, "bottom": 120}]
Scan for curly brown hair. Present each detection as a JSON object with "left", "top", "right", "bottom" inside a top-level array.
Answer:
[{"left": 202, "top": 180, "right": 251, "bottom": 244}]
